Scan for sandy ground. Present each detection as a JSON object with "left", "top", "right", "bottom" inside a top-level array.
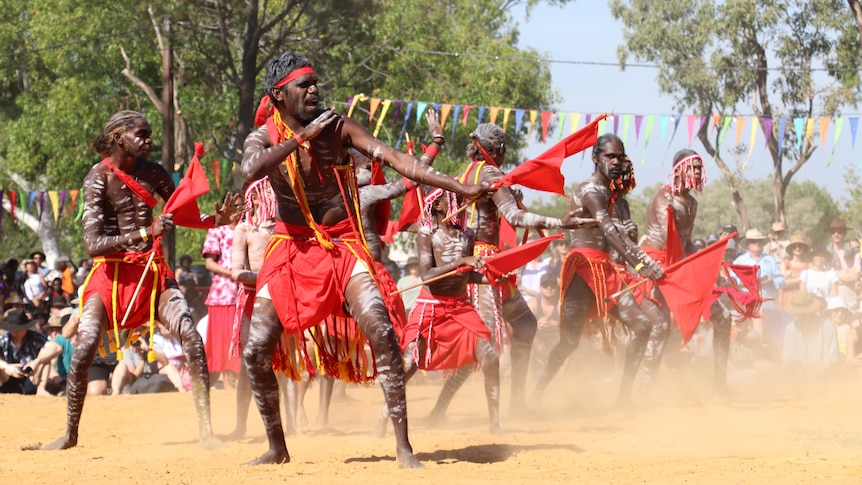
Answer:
[{"left": 5, "top": 350, "right": 862, "bottom": 485}]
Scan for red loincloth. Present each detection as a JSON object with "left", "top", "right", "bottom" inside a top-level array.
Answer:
[
  {"left": 80, "top": 249, "right": 171, "bottom": 331},
  {"left": 402, "top": 288, "right": 491, "bottom": 371},
  {"left": 559, "top": 247, "right": 627, "bottom": 321},
  {"left": 256, "top": 219, "right": 378, "bottom": 384}
]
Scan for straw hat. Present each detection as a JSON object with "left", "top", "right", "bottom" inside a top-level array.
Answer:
[
  {"left": 771, "top": 221, "right": 787, "bottom": 233},
  {"left": 785, "top": 235, "right": 811, "bottom": 257},
  {"left": 785, "top": 290, "right": 826, "bottom": 316},
  {"left": 742, "top": 228, "right": 769, "bottom": 244}
]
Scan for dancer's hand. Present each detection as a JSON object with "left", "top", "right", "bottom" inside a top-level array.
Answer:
[
  {"left": 152, "top": 213, "right": 174, "bottom": 237},
  {"left": 214, "top": 192, "right": 246, "bottom": 226},
  {"left": 299, "top": 107, "right": 339, "bottom": 143}
]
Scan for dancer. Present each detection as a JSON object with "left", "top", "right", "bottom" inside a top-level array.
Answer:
[
  {"left": 240, "top": 52, "right": 490, "bottom": 468},
  {"left": 639, "top": 149, "right": 733, "bottom": 393},
  {"left": 45, "top": 110, "right": 243, "bottom": 450},
  {"left": 531, "top": 134, "right": 664, "bottom": 405},
  {"left": 377, "top": 188, "right": 501, "bottom": 435},
  {"left": 427, "top": 122, "right": 582, "bottom": 420}
]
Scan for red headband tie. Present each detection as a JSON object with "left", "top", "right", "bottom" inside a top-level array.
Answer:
[{"left": 254, "top": 66, "right": 316, "bottom": 126}]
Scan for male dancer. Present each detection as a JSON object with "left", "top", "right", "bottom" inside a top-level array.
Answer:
[
  {"left": 531, "top": 134, "right": 665, "bottom": 405},
  {"left": 378, "top": 188, "right": 501, "bottom": 435},
  {"left": 427, "top": 123, "right": 581, "bottom": 419},
  {"left": 639, "top": 149, "right": 733, "bottom": 393},
  {"left": 240, "top": 52, "right": 490, "bottom": 468},
  {"left": 46, "top": 110, "right": 243, "bottom": 450}
]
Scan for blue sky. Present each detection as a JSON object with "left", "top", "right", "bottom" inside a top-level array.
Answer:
[{"left": 514, "top": 2, "right": 859, "bottom": 204}]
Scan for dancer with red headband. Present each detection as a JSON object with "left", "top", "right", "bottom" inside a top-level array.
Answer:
[
  {"left": 531, "top": 134, "right": 665, "bottom": 406},
  {"left": 45, "top": 110, "right": 244, "bottom": 451},
  {"left": 638, "top": 148, "right": 734, "bottom": 395},
  {"left": 240, "top": 52, "right": 491, "bottom": 469}
]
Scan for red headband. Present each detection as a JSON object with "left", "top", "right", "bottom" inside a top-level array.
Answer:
[{"left": 254, "top": 66, "right": 316, "bottom": 126}]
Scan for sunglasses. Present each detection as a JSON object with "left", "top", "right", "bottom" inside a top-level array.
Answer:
[{"left": 831, "top": 230, "right": 846, "bottom": 235}]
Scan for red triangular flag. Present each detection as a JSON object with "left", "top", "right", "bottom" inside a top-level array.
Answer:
[
  {"left": 655, "top": 235, "right": 730, "bottom": 345},
  {"left": 665, "top": 205, "right": 684, "bottom": 265},
  {"left": 482, "top": 233, "right": 563, "bottom": 282},
  {"left": 495, "top": 113, "right": 607, "bottom": 196},
  {"left": 163, "top": 142, "right": 212, "bottom": 228}
]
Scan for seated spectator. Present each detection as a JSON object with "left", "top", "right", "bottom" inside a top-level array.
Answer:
[
  {"left": 3, "top": 294, "right": 28, "bottom": 316},
  {"left": 0, "top": 309, "right": 47, "bottom": 394},
  {"left": 823, "top": 297, "right": 855, "bottom": 362},
  {"left": 152, "top": 321, "right": 191, "bottom": 391},
  {"left": 782, "top": 290, "right": 838, "bottom": 377},
  {"left": 55, "top": 256, "right": 77, "bottom": 295},
  {"left": 87, "top": 335, "right": 120, "bottom": 396},
  {"left": 46, "top": 277, "right": 72, "bottom": 309},
  {"left": 26, "top": 308, "right": 77, "bottom": 395},
  {"left": 114, "top": 336, "right": 178, "bottom": 395}
]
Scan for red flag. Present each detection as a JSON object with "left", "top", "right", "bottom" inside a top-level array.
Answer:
[
  {"left": 665, "top": 205, "right": 684, "bottom": 265},
  {"left": 482, "top": 233, "right": 563, "bottom": 282},
  {"left": 371, "top": 161, "right": 391, "bottom": 236},
  {"left": 381, "top": 138, "right": 422, "bottom": 243},
  {"left": 164, "top": 142, "right": 212, "bottom": 229},
  {"left": 655, "top": 235, "right": 730, "bottom": 345},
  {"left": 7, "top": 191, "right": 16, "bottom": 221},
  {"left": 494, "top": 113, "right": 608, "bottom": 196}
]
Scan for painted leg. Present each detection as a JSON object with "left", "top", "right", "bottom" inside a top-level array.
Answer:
[
  {"left": 615, "top": 293, "right": 653, "bottom": 407},
  {"left": 162, "top": 286, "right": 220, "bottom": 449},
  {"left": 426, "top": 365, "right": 471, "bottom": 421},
  {"left": 502, "top": 292, "right": 538, "bottom": 414},
  {"left": 475, "top": 339, "right": 502, "bottom": 434},
  {"left": 531, "top": 277, "right": 589, "bottom": 405},
  {"left": 44, "top": 295, "right": 104, "bottom": 450},
  {"left": 711, "top": 300, "right": 732, "bottom": 394},
  {"left": 244, "top": 299, "right": 290, "bottom": 465},
  {"left": 229, "top": 316, "right": 252, "bottom": 440},
  {"left": 345, "top": 273, "right": 422, "bottom": 469},
  {"left": 313, "top": 375, "right": 334, "bottom": 429},
  {"left": 373, "top": 340, "right": 421, "bottom": 438}
]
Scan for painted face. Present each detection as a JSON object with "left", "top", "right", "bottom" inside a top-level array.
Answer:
[
  {"left": 593, "top": 140, "right": 625, "bottom": 180},
  {"left": 675, "top": 157, "right": 703, "bottom": 187},
  {"left": 283, "top": 72, "right": 320, "bottom": 123},
  {"left": 117, "top": 118, "right": 153, "bottom": 161}
]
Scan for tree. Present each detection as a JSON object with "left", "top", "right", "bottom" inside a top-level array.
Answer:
[{"left": 610, "top": 0, "right": 860, "bottom": 227}]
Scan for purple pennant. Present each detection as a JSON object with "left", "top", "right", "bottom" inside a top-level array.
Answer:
[
  {"left": 391, "top": 100, "right": 403, "bottom": 124},
  {"left": 634, "top": 115, "right": 644, "bottom": 142},
  {"left": 613, "top": 115, "right": 619, "bottom": 134},
  {"left": 762, "top": 118, "right": 773, "bottom": 148},
  {"left": 39, "top": 191, "right": 45, "bottom": 220},
  {"left": 850, "top": 117, "right": 859, "bottom": 149},
  {"left": 59, "top": 190, "right": 66, "bottom": 216}
]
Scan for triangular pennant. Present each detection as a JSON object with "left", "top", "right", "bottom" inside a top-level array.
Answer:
[
  {"left": 372, "top": 99, "right": 393, "bottom": 137},
  {"left": 718, "top": 116, "right": 732, "bottom": 145},
  {"left": 395, "top": 102, "right": 414, "bottom": 150},
  {"left": 686, "top": 115, "right": 698, "bottom": 145},
  {"left": 805, "top": 117, "right": 814, "bottom": 146},
  {"left": 439, "top": 103, "right": 453, "bottom": 130},
  {"left": 450, "top": 105, "right": 461, "bottom": 140},
  {"left": 346, "top": 93, "right": 367, "bottom": 118},
  {"left": 762, "top": 118, "right": 774, "bottom": 148},
  {"left": 745, "top": 117, "right": 758, "bottom": 167},
  {"left": 210, "top": 160, "right": 221, "bottom": 190},
  {"left": 66, "top": 189, "right": 79, "bottom": 216},
  {"left": 557, "top": 112, "right": 567, "bottom": 141},
  {"left": 514, "top": 109, "right": 526, "bottom": 136},
  {"left": 541, "top": 111, "right": 552, "bottom": 143},
  {"left": 793, "top": 117, "right": 804, "bottom": 151},
  {"left": 390, "top": 100, "right": 402, "bottom": 125},
  {"left": 8, "top": 191, "right": 16, "bottom": 221},
  {"left": 620, "top": 114, "right": 631, "bottom": 146},
  {"left": 612, "top": 115, "right": 619, "bottom": 134},
  {"left": 368, "top": 97, "right": 382, "bottom": 127},
  {"left": 526, "top": 110, "right": 536, "bottom": 140},
  {"left": 48, "top": 190, "right": 60, "bottom": 222},
  {"left": 489, "top": 107, "right": 500, "bottom": 125},
  {"left": 477, "top": 106, "right": 486, "bottom": 125},
  {"left": 850, "top": 117, "right": 859, "bottom": 149},
  {"left": 659, "top": 115, "right": 669, "bottom": 141},
  {"left": 819, "top": 117, "right": 830, "bottom": 147},
  {"left": 415, "top": 102, "right": 428, "bottom": 126},
  {"left": 502, "top": 108, "right": 512, "bottom": 132},
  {"left": 570, "top": 112, "right": 581, "bottom": 135},
  {"left": 58, "top": 190, "right": 67, "bottom": 217},
  {"left": 734, "top": 117, "right": 746, "bottom": 146},
  {"left": 634, "top": 115, "right": 644, "bottom": 142},
  {"left": 711, "top": 114, "right": 722, "bottom": 132},
  {"left": 462, "top": 105, "right": 474, "bottom": 126}
]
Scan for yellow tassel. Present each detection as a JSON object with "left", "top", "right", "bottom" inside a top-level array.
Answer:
[
  {"left": 147, "top": 350, "right": 157, "bottom": 363},
  {"left": 116, "top": 348, "right": 124, "bottom": 361}
]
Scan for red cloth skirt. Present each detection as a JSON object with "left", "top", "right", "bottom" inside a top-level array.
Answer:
[
  {"left": 256, "top": 219, "right": 378, "bottom": 384},
  {"left": 81, "top": 250, "right": 170, "bottom": 331},
  {"left": 402, "top": 288, "right": 492, "bottom": 371},
  {"left": 559, "top": 247, "right": 626, "bottom": 321},
  {"left": 206, "top": 304, "right": 240, "bottom": 373}
]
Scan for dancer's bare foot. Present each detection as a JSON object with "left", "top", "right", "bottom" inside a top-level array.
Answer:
[
  {"left": 226, "top": 426, "right": 246, "bottom": 441},
  {"left": 44, "top": 434, "right": 76, "bottom": 451},
  {"left": 396, "top": 446, "right": 424, "bottom": 469},
  {"left": 245, "top": 448, "right": 291, "bottom": 466},
  {"left": 199, "top": 434, "right": 223, "bottom": 450},
  {"left": 489, "top": 424, "right": 509, "bottom": 436}
]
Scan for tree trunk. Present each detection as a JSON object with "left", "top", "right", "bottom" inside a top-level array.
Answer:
[
  {"left": 849, "top": 0, "right": 862, "bottom": 45},
  {"left": 2, "top": 197, "right": 60, "bottom": 265}
]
